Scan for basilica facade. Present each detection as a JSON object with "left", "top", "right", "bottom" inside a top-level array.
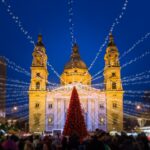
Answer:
[{"left": 29, "top": 34, "right": 124, "bottom": 133}]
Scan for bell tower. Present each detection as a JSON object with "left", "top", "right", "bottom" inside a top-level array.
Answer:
[
  {"left": 104, "top": 34, "right": 124, "bottom": 131},
  {"left": 29, "top": 35, "right": 48, "bottom": 132}
]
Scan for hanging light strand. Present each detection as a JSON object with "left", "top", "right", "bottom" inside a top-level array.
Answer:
[
  {"left": 47, "top": 61, "right": 66, "bottom": 84},
  {"left": 91, "top": 69, "right": 150, "bottom": 83},
  {"left": 0, "top": 77, "right": 29, "bottom": 85},
  {"left": 122, "top": 70, "right": 150, "bottom": 80},
  {"left": 123, "top": 74, "right": 150, "bottom": 83},
  {"left": 91, "top": 50, "right": 150, "bottom": 81},
  {"left": 119, "top": 32, "right": 150, "bottom": 60},
  {"left": 121, "top": 51, "right": 150, "bottom": 69},
  {"left": 125, "top": 94, "right": 150, "bottom": 100},
  {"left": 0, "top": 82, "right": 29, "bottom": 88},
  {"left": 1, "top": 0, "right": 35, "bottom": 46},
  {"left": 0, "top": 56, "right": 30, "bottom": 76},
  {"left": 123, "top": 80, "right": 150, "bottom": 86},
  {"left": 125, "top": 90, "right": 149, "bottom": 94},
  {"left": 124, "top": 100, "right": 150, "bottom": 108},
  {"left": 47, "top": 62, "right": 61, "bottom": 79},
  {"left": 88, "top": 0, "right": 128, "bottom": 71},
  {"left": 68, "top": 0, "right": 76, "bottom": 47}
]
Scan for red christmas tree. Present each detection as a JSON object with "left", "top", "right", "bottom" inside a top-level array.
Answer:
[{"left": 63, "top": 86, "right": 88, "bottom": 140}]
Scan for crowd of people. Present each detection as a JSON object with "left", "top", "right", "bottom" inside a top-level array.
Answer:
[{"left": 0, "top": 129, "right": 149, "bottom": 150}]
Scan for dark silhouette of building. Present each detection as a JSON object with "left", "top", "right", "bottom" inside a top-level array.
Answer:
[{"left": 0, "top": 58, "right": 6, "bottom": 123}]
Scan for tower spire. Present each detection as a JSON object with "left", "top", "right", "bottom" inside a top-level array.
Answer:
[
  {"left": 71, "top": 43, "right": 80, "bottom": 58},
  {"left": 72, "top": 42, "right": 78, "bottom": 51},
  {"left": 108, "top": 33, "right": 116, "bottom": 46},
  {"left": 36, "top": 34, "right": 45, "bottom": 47},
  {"left": 38, "top": 34, "right": 42, "bottom": 42}
]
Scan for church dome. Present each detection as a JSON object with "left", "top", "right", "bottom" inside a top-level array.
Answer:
[
  {"left": 64, "top": 43, "right": 87, "bottom": 69},
  {"left": 65, "top": 59, "right": 87, "bottom": 69}
]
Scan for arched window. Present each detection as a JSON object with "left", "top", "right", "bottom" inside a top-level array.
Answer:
[
  {"left": 36, "top": 82, "right": 40, "bottom": 90},
  {"left": 112, "top": 72, "right": 116, "bottom": 77},
  {"left": 48, "top": 104, "right": 53, "bottom": 109},
  {"left": 112, "top": 82, "right": 116, "bottom": 89},
  {"left": 99, "top": 104, "right": 104, "bottom": 109}
]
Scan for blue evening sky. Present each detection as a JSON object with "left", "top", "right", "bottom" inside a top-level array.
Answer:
[
  {"left": 0, "top": 0, "right": 150, "bottom": 118},
  {"left": 0, "top": 0, "right": 150, "bottom": 84}
]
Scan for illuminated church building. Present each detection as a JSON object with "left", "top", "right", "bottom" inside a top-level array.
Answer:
[{"left": 29, "top": 34, "right": 124, "bottom": 132}]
